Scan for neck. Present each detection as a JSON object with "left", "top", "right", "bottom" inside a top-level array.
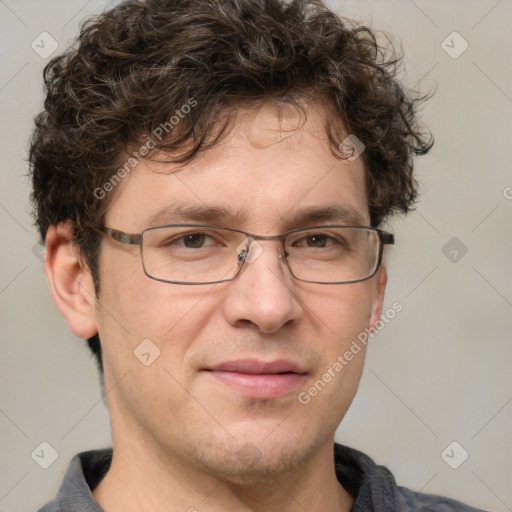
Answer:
[{"left": 92, "top": 439, "right": 354, "bottom": 512}]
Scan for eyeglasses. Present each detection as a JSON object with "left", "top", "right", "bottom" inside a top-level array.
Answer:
[{"left": 96, "top": 224, "right": 394, "bottom": 285}]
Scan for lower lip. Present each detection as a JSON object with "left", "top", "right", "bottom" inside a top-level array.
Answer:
[{"left": 207, "top": 371, "right": 306, "bottom": 399}]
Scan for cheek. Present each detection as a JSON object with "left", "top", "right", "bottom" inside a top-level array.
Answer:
[
  {"left": 307, "top": 283, "right": 375, "bottom": 390},
  {"left": 310, "top": 281, "right": 374, "bottom": 346},
  {"left": 95, "top": 247, "right": 217, "bottom": 372},
  {"left": 293, "top": 285, "right": 374, "bottom": 433},
  {"left": 94, "top": 256, "right": 212, "bottom": 433}
]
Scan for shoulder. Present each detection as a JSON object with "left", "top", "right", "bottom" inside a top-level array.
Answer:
[
  {"left": 35, "top": 449, "right": 112, "bottom": 512},
  {"left": 394, "top": 485, "right": 491, "bottom": 511},
  {"left": 333, "top": 443, "right": 490, "bottom": 512}
]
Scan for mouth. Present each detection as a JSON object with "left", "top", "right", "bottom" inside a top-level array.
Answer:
[{"left": 203, "top": 359, "right": 308, "bottom": 400}]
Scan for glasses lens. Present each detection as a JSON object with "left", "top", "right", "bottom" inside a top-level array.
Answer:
[
  {"left": 141, "top": 225, "right": 380, "bottom": 284},
  {"left": 142, "top": 226, "right": 248, "bottom": 283},
  {"left": 285, "top": 227, "right": 379, "bottom": 283}
]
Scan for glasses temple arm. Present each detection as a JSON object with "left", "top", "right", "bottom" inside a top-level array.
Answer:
[
  {"left": 98, "top": 226, "right": 142, "bottom": 246},
  {"left": 380, "top": 232, "right": 394, "bottom": 245}
]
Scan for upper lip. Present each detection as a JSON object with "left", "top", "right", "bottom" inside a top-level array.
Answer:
[{"left": 206, "top": 359, "right": 307, "bottom": 375}]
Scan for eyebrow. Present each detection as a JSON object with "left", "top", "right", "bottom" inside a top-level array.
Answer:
[{"left": 143, "top": 202, "right": 367, "bottom": 229}]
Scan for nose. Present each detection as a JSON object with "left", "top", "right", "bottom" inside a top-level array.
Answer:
[{"left": 222, "top": 240, "right": 303, "bottom": 333}]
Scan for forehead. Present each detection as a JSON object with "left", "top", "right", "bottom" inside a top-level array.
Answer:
[{"left": 106, "top": 103, "right": 369, "bottom": 231}]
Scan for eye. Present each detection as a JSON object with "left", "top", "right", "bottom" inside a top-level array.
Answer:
[
  {"left": 166, "top": 232, "right": 218, "bottom": 249},
  {"left": 292, "top": 233, "right": 343, "bottom": 248},
  {"left": 183, "top": 233, "right": 208, "bottom": 248},
  {"left": 302, "top": 234, "right": 332, "bottom": 248}
]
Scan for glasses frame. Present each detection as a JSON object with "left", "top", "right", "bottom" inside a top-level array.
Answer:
[{"left": 96, "top": 223, "right": 394, "bottom": 285}]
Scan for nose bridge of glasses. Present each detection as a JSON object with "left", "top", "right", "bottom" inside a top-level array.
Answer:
[{"left": 237, "top": 233, "right": 287, "bottom": 265}]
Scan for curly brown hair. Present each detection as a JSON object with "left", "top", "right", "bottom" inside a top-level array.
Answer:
[{"left": 29, "top": 0, "right": 432, "bottom": 371}]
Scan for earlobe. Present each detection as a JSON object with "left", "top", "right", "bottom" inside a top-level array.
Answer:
[
  {"left": 44, "top": 223, "right": 98, "bottom": 339},
  {"left": 369, "top": 266, "right": 387, "bottom": 330}
]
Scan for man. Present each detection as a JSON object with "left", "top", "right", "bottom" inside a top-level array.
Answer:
[{"left": 29, "top": 0, "right": 488, "bottom": 510}]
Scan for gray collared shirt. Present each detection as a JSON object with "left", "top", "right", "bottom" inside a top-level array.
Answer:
[{"left": 37, "top": 444, "right": 491, "bottom": 511}]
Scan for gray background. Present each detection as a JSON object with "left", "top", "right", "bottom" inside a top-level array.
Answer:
[{"left": 1, "top": 0, "right": 511, "bottom": 510}]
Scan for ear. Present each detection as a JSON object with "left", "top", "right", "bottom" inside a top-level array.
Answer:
[
  {"left": 368, "top": 265, "right": 387, "bottom": 330},
  {"left": 44, "top": 223, "right": 98, "bottom": 339}
]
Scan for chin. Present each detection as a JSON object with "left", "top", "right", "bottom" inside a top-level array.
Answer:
[{"left": 185, "top": 424, "right": 324, "bottom": 483}]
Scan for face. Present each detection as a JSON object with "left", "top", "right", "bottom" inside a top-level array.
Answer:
[{"left": 92, "top": 103, "right": 386, "bottom": 480}]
